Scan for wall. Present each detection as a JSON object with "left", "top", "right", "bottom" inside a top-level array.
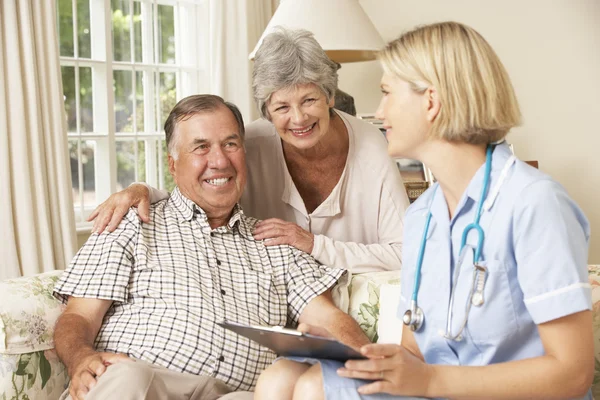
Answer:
[
  {"left": 77, "top": 232, "right": 90, "bottom": 249},
  {"left": 338, "top": 0, "right": 600, "bottom": 263}
]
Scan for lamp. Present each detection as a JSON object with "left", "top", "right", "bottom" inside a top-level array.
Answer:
[{"left": 249, "top": 0, "right": 384, "bottom": 63}]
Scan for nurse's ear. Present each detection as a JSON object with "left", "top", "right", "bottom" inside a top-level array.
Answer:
[{"left": 424, "top": 86, "right": 441, "bottom": 123}]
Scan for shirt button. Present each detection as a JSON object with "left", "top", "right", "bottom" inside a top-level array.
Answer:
[
  {"left": 216, "top": 259, "right": 221, "bottom": 266},
  {"left": 221, "top": 289, "right": 226, "bottom": 295},
  {"left": 218, "top": 355, "right": 225, "bottom": 362}
]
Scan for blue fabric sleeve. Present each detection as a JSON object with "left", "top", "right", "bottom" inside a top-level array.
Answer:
[{"left": 513, "top": 179, "right": 591, "bottom": 324}]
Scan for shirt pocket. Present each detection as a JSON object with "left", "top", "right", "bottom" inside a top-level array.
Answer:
[
  {"left": 236, "top": 269, "right": 287, "bottom": 328},
  {"left": 458, "top": 259, "right": 518, "bottom": 343},
  {"left": 130, "top": 254, "right": 200, "bottom": 302}
]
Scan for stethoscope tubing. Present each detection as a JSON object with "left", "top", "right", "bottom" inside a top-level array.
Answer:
[
  {"left": 460, "top": 145, "right": 494, "bottom": 262},
  {"left": 405, "top": 144, "right": 495, "bottom": 334},
  {"left": 411, "top": 198, "right": 436, "bottom": 302}
]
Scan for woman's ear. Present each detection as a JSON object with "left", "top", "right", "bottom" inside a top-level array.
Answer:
[
  {"left": 328, "top": 95, "right": 335, "bottom": 108},
  {"left": 425, "top": 86, "right": 441, "bottom": 123}
]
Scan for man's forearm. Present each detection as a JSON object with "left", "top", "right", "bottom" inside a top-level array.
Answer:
[
  {"left": 54, "top": 312, "right": 101, "bottom": 373},
  {"left": 299, "top": 290, "right": 372, "bottom": 350},
  {"left": 324, "top": 309, "right": 371, "bottom": 350}
]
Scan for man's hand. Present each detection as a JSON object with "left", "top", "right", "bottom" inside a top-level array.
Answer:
[
  {"left": 87, "top": 184, "right": 150, "bottom": 234},
  {"left": 337, "top": 343, "right": 433, "bottom": 396},
  {"left": 68, "top": 349, "right": 131, "bottom": 400},
  {"left": 253, "top": 218, "right": 314, "bottom": 254}
]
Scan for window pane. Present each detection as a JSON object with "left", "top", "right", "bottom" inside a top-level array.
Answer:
[
  {"left": 116, "top": 140, "right": 135, "bottom": 190},
  {"left": 112, "top": 0, "right": 131, "bottom": 62},
  {"left": 133, "top": 1, "right": 143, "bottom": 63},
  {"left": 80, "top": 67, "right": 94, "bottom": 132},
  {"left": 136, "top": 71, "right": 144, "bottom": 131},
  {"left": 61, "top": 66, "right": 77, "bottom": 132},
  {"left": 161, "top": 140, "right": 175, "bottom": 192},
  {"left": 69, "top": 139, "right": 81, "bottom": 211},
  {"left": 114, "top": 70, "right": 133, "bottom": 132},
  {"left": 157, "top": 5, "right": 175, "bottom": 64},
  {"left": 77, "top": 0, "right": 91, "bottom": 58},
  {"left": 159, "top": 72, "right": 176, "bottom": 127},
  {"left": 58, "top": 0, "right": 74, "bottom": 57},
  {"left": 138, "top": 140, "right": 146, "bottom": 182},
  {"left": 116, "top": 140, "right": 146, "bottom": 190},
  {"left": 82, "top": 140, "right": 96, "bottom": 208}
]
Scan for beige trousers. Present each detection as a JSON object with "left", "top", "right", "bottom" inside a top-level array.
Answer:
[{"left": 60, "top": 359, "right": 253, "bottom": 400}]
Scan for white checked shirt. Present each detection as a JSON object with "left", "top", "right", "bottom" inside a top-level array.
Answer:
[{"left": 54, "top": 187, "right": 344, "bottom": 391}]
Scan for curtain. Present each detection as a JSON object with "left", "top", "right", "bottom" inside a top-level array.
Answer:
[
  {"left": 208, "top": 0, "right": 278, "bottom": 123},
  {"left": 0, "top": 0, "right": 77, "bottom": 279}
]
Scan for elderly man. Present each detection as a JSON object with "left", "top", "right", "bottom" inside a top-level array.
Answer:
[{"left": 53, "top": 95, "right": 370, "bottom": 400}]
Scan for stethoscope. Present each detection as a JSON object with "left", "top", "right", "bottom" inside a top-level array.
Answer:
[{"left": 403, "top": 144, "right": 516, "bottom": 341}]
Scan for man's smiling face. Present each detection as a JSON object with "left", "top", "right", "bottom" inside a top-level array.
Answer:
[{"left": 168, "top": 105, "right": 246, "bottom": 219}]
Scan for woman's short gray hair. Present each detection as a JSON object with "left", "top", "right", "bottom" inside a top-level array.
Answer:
[{"left": 252, "top": 27, "right": 339, "bottom": 120}]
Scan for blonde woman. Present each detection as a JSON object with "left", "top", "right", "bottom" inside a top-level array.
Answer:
[{"left": 254, "top": 21, "right": 593, "bottom": 400}]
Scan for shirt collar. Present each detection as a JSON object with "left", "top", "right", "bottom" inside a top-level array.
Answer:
[
  {"left": 429, "top": 142, "right": 514, "bottom": 225},
  {"left": 169, "top": 187, "right": 244, "bottom": 231},
  {"left": 464, "top": 142, "right": 513, "bottom": 205}
]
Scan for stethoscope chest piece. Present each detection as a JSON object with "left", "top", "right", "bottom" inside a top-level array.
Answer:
[
  {"left": 403, "top": 303, "right": 424, "bottom": 332},
  {"left": 471, "top": 264, "right": 488, "bottom": 307}
]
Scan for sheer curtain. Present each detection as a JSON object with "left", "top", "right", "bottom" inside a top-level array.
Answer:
[
  {"left": 208, "top": 0, "right": 278, "bottom": 123},
  {"left": 0, "top": 0, "right": 76, "bottom": 279}
]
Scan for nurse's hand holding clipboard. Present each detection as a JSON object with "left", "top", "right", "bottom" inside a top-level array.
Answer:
[{"left": 339, "top": 342, "right": 432, "bottom": 397}]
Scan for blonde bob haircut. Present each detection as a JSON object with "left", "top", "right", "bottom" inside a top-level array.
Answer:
[{"left": 379, "top": 21, "right": 521, "bottom": 144}]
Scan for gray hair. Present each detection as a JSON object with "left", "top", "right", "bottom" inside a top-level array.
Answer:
[
  {"left": 252, "top": 27, "right": 339, "bottom": 120},
  {"left": 164, "top": 94, "right": 245, "bottom": 160}
]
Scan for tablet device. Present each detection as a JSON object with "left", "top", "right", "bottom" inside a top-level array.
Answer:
[{"left": 217, "top": 320, "right": 366, "bottom": 362}]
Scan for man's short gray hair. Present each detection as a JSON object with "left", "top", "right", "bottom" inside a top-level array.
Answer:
[{"left": 252, "top": 27, "right": 339, "bottom": 120}]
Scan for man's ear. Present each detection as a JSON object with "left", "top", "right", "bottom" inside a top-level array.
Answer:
[
  {"left": 425, "top": 86, "right": 441, "bottom": 123},
  {"left": 168, "top": 155, "right": 176, "bottom": 180}
]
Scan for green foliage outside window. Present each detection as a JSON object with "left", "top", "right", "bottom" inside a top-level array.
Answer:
[{"left": 59, "top": 0, "right": 177, "bottom": 195}]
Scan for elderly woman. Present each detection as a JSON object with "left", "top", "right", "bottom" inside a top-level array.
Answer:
[
  {"left": 88, "top": 28, "right": 409, "bottom": 274},
  {"left": 255, "top": 21, "right": 593, "bottom": 400}
]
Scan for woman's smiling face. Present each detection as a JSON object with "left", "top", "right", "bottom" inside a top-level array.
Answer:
[{"left": 266, "top": 83, "right": 334, "bottom": 150}]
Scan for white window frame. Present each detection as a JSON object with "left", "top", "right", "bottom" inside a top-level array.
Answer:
[{"left": 59, "top": 0, "right": 209, "bottom": 231}]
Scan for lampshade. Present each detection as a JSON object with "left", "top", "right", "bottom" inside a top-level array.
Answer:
[{"left": 249, "top": 0, "right": 384, "bottom": 63}]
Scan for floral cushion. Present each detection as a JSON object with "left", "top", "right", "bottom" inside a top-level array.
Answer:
[
  {"left": 0, "top": 270, "right": 68, "bottom": 399},
  {"left": 347, "top": 270, "right": 402, "bottom": 344},
  {"left": 0, "top": 349, "right": 68, "bottom": 400},
  {"left": 0, "top": 270, "right": 65, "bottom": 354}
]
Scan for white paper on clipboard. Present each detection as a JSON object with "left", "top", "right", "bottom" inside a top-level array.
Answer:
[{"left": 217, "top": 320, "right": 366, "bottom": 362}]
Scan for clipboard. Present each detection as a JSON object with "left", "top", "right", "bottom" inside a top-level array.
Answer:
[{"left": 217, "top": 320, "right": 366, "bottom": 362}]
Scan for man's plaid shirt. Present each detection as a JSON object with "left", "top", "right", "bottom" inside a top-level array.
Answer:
[{"left": 54, "top": 187, "right": 344, "bottom": 391}]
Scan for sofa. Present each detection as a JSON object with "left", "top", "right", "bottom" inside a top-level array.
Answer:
[{"left": 1, "top": 267, "right": 599, "bottom": 399}]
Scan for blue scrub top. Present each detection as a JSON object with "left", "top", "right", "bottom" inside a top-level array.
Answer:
[{"left": 398, "top": 143, "right": 591, "bottom": 379}]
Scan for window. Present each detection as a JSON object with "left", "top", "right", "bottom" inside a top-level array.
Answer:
[{"left": 57, "top": 0, "right": 209, "bottom": 228}]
